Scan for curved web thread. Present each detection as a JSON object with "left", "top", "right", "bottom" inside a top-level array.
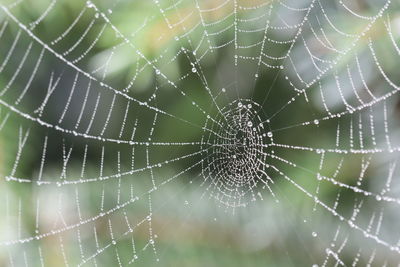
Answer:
[{"left": 0, "top": 0, "right": 399, "bottom": 266}]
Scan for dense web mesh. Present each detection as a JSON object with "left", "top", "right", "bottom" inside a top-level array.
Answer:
[{"left": 0, "top": 0, "right": 400, "bottom": 265}]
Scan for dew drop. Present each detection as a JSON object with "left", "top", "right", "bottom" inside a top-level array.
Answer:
[{"left": 312, "top": 232, "right": 317, "bottom": 237}]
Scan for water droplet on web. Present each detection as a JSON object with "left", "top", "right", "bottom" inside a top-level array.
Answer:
[
  {"left": 312, "top": 232, "right": 317, "bottom": 237},
  {"left": 3, "top": 2, "right": 399, "bottom": 264},
  {"left": 86, "top": 1, "right": 94, "bottom": 8}
]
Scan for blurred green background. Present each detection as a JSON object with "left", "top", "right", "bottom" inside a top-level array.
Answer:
[{"left": 1, "top": 0, "right": 400, "bottom": 266}]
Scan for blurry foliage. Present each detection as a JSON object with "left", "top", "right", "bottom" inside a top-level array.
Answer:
[{"left": 1, "top": 0, "right": 400, "bottom": 266}]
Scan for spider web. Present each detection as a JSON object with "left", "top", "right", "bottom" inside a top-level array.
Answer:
[{"left": 0, "top": 0, "right": 400, "bottom": 265}]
